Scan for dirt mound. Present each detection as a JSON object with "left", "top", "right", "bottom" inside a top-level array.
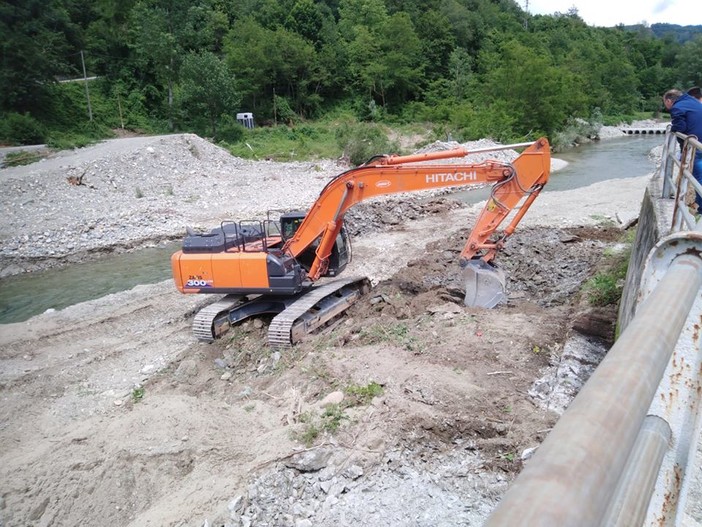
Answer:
[{"left": 358, "top": 224, "right": 619, "bottom": 312}]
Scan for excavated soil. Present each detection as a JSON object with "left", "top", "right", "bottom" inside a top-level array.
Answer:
[{"left": 0, "top": 134, "right": 656, "bottom": 526}]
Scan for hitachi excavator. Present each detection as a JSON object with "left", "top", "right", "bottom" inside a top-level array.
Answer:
[{"left": 171, "top": 138, "right": 551, "bottom": 349}]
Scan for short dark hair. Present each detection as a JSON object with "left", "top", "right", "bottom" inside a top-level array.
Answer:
[
  {"left": 663, "top": 89, "right": 683, "bottom": 103},
  {"left": 688, "top": 86, "right": 702, "bottom": 99}
]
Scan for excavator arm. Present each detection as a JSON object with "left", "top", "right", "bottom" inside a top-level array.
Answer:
[{"left": 284, "top": 138, "right": 550, "bottom": 281}]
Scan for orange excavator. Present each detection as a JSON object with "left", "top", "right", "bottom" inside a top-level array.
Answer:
[{"left": 171, "top": 138, "right": 550, "bottom": 348}]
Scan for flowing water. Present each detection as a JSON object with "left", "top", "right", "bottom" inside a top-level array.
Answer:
[
  {"left": 0, "top": 135, "right": 661, "bottom": 324},
  {"left": 451, "top": 135, "right": 659, "bottom": 204},
  {"left": 0, "top": 242, "right": 180, "bottom": 324}
]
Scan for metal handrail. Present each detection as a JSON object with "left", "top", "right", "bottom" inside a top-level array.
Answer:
[
  {"left": 660, "top": 127, "right": 702, "bottom": 231},
  {"left": 484, "top": 128, "right": 702, "bottom": 526}
]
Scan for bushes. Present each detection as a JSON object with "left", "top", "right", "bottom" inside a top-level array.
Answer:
[
  {"left": 216, "top": 115, "right": 246, "bottom": 143},
  {"left": 224, "top": 122, "right": 341, "bottom": 161},
  {"left": 551, "top": 116, "right": 601, "bottom": 151},
  {"left": 335, "top": 122, "right": 399, "bottom": 166},
  {"left": 0, "top": 113, "right": 48, "bottom": 145},
  {"left": 1, "top": 81, "right": 165, "bottom": 147}
]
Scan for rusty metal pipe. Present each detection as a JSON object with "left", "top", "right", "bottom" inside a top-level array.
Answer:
[
  {"left": 602, "top": 415, "right": 672, "bottom": 527},
  {"left": 484, "top": 254, "right": 702, "bottom": 527}
]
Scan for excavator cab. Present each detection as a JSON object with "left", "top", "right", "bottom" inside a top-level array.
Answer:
[{"left": 280, "top": 211, "right": 351, "bottom": 277}]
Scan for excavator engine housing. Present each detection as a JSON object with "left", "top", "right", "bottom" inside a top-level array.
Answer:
[{"left": 171, "top": 214, "right": 352, "bottom": 296}]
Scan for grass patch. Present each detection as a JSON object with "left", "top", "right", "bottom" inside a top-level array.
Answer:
[
  {"left": 320, "top": 404, "right": 348, "bottom": 432},
  {"left": 221, "top": 118, "right": 409, "bottom": 163},
  {"left": 2, "top": 150, "right": 49, "bottom": 168},
  {"left": 131, "top": 386, "right": 145, "bottom": 403},
  {"left": 359, "top": 322, "right": 419, "bottom": 351},
  {"left": 582, "top": 235, "right": 633, "bottom": 307},
  {"left": 46, "top": 132, "right": 101, "bottom": 150},
  {"left": 292, "top": 381, "right": 383, "bottom": 446},
  {"left": 344, "top": 381, "right": 384, "bottom": 405},
  {"left": 584, "top": 274, "right": 621, "bottom": 306},
  {"left": 293, "top": 405, "right": 349, "bottom": 446},
  {"left": 223, "top": 122, "right": 342, "bottom": 161}
]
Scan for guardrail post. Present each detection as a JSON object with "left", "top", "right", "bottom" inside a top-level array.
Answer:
[
  {"left": 661, "top": 126, "right": 675, "bottom": 198},
  {"left": 602, "top": 416, "right": 672, "bottom": 526}
]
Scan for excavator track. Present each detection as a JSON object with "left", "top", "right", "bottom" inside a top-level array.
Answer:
[
  {"left": 191, "top": 277, "right": 371, "bottom": 346},
  {"left": 268, "top": 277, "right": 371, "bottom": 350},
  {"left": 192, "top": 294, "right": 245, "bottom": 342}
]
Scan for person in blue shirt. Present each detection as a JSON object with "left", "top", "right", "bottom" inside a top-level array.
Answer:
[{"left": 663, "top": 89, "right": 702, "bottom": 211}]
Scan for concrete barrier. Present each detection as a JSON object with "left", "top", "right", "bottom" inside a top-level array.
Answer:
[{"left": 618, "top": 173, "right": 675, "bottom": 331}]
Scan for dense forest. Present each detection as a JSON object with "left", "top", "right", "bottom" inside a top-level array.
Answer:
[{"left": 1, "top": 0, "right": 701, "bottom": 151}]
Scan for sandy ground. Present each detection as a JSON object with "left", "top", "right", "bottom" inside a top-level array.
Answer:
[{"left": 1, "top": 130, "right": 695, "bottom": 526}]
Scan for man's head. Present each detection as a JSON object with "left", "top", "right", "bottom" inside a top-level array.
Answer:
[
  {"left": 688, "top": 86, "right": 702, "bottom": 102},
  {"left": 663, "top": 89, "right": 683, "bottom": 111}
]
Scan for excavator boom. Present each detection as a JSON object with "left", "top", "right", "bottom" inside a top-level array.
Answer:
[{"left": 284, "top": 138, "right": 550, "bottom": 280}]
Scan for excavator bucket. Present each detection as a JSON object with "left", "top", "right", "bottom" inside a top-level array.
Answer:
[{"left": 462, "top": 260, "right": 507, "bottom": 308}]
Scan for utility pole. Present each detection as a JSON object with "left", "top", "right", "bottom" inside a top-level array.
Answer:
[
  {"left": 117, "top": 92, "right": 125, "bottom": 129},
  {"left": 524, "top": 0, "right": 529, "bottom": 30},
  {"left": 273, "top": 88, "right": 277, "bottom": 126},
  {"left": 80, "top": 50, "right": 93, "bottom": 121}
]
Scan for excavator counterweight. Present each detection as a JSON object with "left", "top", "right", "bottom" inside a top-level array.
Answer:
[{"left": 171, "top": 138, "right": 551, "bottom": 347}]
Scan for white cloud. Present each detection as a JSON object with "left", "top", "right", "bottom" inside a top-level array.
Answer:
[{"left": 525, "top": 0, "right": 700, "bottom": 27}]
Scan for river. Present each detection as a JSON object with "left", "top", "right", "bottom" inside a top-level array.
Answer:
[{"left": 0, "top": 135, "right": 661, "bottom": 324}]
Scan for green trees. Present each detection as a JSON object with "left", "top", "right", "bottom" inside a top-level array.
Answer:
[
  {"left": 224, "top": 18, "right": 318, "bottom": 118},
  {"left": 1, "top": 0, "right": 700, "bottom": 146},
  {"left": 339, "top": 1, "right": 425, "bottom": 113},
  {"left": 178, "top": 51, "right": 239, "bottom": 137},
  {"left": 0, "top": 0, "right": 76, "bottom": 113},
  {"left": 480, "top": 40, "right": 582, "bottom": 137},
  {"left": 129, "top": 0, "right": 188, "bottom": 130},
  {"left": 675, "top": 36, "right": 702, "bottom": 87}
]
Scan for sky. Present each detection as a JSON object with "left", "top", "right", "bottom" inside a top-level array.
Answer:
[{"left": 525, "top": 0, "right": 702, "bottom": 27}]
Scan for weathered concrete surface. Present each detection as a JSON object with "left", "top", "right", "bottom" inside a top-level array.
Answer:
[{"left": 618, "top": 173, "right": 676, "bottom": 332}]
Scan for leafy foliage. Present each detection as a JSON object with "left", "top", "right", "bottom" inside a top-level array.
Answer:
[
  {"left": 178, "top": 51, "right": 240, "bottom": 137},
  {"left": 0, "top": 113, "right": 48, "bottom": 145},
  {"left": 345, "top": 381, "right": 384, "bottom": 405},
  {"left": 0, "top": 0, "right": 78, "bottom": 114},
  {"left": 335, "top": 122, "right": 399, "bottom": 165},
  {"left": 583, "top": 239, "right": 632, "bottom": 307},
  {"left": 1, "top": 0, "right": 700, "bottom": 145}
]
